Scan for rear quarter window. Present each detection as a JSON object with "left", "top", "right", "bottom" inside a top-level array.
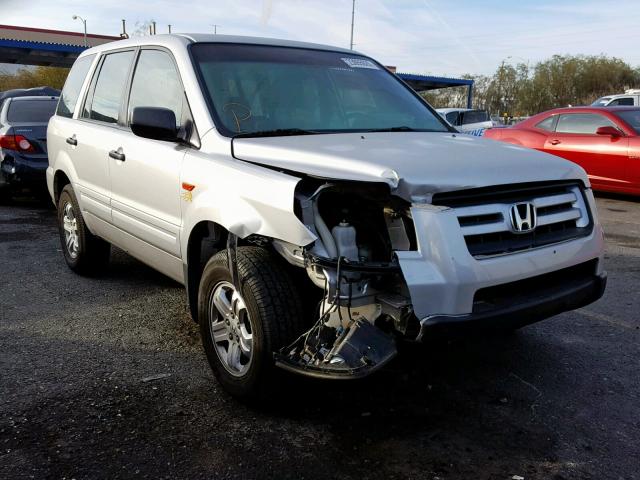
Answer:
[
  {"left": 535, "top": 116, "right": 556, "bottom": 131},
  {"left": 57, "top": 54, "right": 96, "bottom": 118}
]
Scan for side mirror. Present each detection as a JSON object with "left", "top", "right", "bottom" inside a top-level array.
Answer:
[
  {"left": 130, "top": 107, "right": 178, "bottom": 142},
  {"left": 596, "top": 126, "right": 623, "bottom": 137}
]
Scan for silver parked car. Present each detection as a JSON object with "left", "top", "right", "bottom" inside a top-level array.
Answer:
[{"left": 47, "top": 34, "right": 606, "bottom": 399}]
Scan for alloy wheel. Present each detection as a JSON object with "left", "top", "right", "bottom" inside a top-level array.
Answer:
[{"left": 208, "top": 281, "right": 254, "bottom": 376}]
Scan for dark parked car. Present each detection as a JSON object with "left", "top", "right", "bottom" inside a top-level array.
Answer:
[
  {"left": 0, "top": 86, "right": 60, "bottom": 108},
  {"left": 0, "top": 95, "right": 58, "bottom": 197}
]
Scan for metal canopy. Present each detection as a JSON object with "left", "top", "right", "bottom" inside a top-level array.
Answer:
[
  {"left": 0, "top": 24, "right": 120, "bottom": 68},
  {"left": 397, "top": 73, "right": 474, "bottom": 108}
]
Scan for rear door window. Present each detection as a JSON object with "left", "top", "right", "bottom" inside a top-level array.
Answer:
[
  {"left": 56, "top": 54, "right": 95, "bottom": 118},
  {"left": 8, "top": 99, "right": 58, "bottom": 123},
  {"left": 555, "top": 113, "right": 616, "bottom": 134},
  {"left": 83, "top": 50, "right": 135, "bottom": 124}
]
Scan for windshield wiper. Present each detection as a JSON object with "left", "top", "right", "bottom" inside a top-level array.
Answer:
[
  {"left": 363, "top": 126, "right": 419, "bottom": 133},
  {"left": 233, "top": 128, "right": 320, "bottom": 138}
]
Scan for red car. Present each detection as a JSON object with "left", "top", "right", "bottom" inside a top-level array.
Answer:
[{"left": 484, "top": 106, "right": 640, "bottom": 196}]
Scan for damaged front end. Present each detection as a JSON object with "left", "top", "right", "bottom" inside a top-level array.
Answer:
[{"left": 273, "top": 181, "right": 418, "bottom": 379}]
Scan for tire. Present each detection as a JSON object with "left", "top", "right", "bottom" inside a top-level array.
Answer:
[
  {"left": 198, "top": 246, "right": 305, "bottom": 400},
  {"left": 57, "top": 184, "right": 110, "bottom": 275},
  {"left": 0, "top": 184, "right": 12, "bottom": 205}
]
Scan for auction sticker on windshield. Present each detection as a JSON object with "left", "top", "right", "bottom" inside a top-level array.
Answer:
[{"left": 341, "top": 58, "right": 379, "bottom": 69}]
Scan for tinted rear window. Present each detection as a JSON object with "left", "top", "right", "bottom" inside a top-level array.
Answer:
[
  {"left": 460, "top": 110, "right": 489, "bottom": 124},
  {"left": 608, "top": 97, "right": 635, "bottom": 106},
  {"left": 7, "top": 99, "right": 58, "bottom": 123}
]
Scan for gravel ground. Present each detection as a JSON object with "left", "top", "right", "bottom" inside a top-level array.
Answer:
[{"left": 1, "top": 194, "right": 638, "bottom": 480}]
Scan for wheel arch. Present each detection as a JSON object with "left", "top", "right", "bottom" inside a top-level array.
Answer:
[
  {"left": 51, "top": 149, "right": 80, "bottom": 204},
  {"left": 53, "top": 170, "right": 71, "bottom": 204},
  {"left": 185, "top": 220, "right": 229, "bottom": 321}
]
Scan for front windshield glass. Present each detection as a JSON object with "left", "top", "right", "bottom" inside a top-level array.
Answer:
[
  {"left": 614, "top": 110, "right": 640, "bottom": 134},
  {"left": 591, "top": 97, "right": 611, "bottom": 106},
  {"left": 191, "top": 43, "right": 449, "bottom": 136}
]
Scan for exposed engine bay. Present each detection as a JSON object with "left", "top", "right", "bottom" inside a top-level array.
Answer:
[{"left": 272, "top": 181, "right": 418, "bottom": 379}]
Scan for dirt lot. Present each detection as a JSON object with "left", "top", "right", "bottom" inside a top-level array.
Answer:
[{"left": 1, "top": 194, "right": 638, "bottom": 480}]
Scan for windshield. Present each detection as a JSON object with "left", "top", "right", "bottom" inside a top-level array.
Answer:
[
  {"left": 191, "top": 44, "right": 449, "bottom": 137},
  {"left": 7, "top": 99, "right": 57, "bottom": 123},
  {"left": 591, "top": 97, "right": 611, "bottom": 106},
  {"left": 614, "top": 110, "right": 640, "bottom": 134}
]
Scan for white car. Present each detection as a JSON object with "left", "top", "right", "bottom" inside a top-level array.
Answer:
[
  {"left": 591, "top": 89, "right": 640, "bottom": 107},
  {"left": 436, "top": 108, "right": 494, "bottom": 135},
  {"left": 47, "top": 34, "right": 606, "bottom": 399}
]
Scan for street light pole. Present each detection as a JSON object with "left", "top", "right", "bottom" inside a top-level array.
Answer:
[
  {"left": 350, "top": 0, "right": 355, "bottom": 50},
  {"left": 72, "top": 15, "right": 88, "bottom": 47}
]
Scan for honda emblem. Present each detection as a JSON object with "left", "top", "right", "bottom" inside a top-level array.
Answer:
[{"left": 510, "top": 202, "right": 537, "bottom": 233}]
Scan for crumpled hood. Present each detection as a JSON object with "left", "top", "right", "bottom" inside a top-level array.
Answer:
[{"left": 232, "top": 132, "right": 588, "bottom": 202}]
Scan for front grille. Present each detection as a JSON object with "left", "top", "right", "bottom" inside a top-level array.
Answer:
[
  {"left": 473, "top": 259, "right": 598, "bottom": 313},
  {"left": 433, "top": 182, "right": 593, "bottom": 258}
]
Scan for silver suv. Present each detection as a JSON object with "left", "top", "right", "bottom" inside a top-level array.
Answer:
[{"left": 47, "top": 34, "right": 606, "bottom": 399}]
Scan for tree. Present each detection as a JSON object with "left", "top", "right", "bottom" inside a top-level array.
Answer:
[
  {"left": 421, "top": 54, "right": 640, "bottom": 117},
  {"left": 0, "top": 66, "right": 69, "bottom": 91}
]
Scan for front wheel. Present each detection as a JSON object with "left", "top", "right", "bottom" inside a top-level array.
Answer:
[
  {"left": 198, "top": 247, "right": 305, "bottom": 400},
  {"left": 57, "top": 184, "right": 110, "bottom": 275}
]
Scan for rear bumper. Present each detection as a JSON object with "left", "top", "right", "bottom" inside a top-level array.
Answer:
[
  {"left": 0, "top": 152, "right": 48, "bottom": 187},
  {"left": 417, "top": 270, "right": 606, "bottom": 339}
]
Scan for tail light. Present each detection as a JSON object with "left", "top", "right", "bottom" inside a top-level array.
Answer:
[{"left": 0, "top": 134, "right": 35, "bottom": 152}]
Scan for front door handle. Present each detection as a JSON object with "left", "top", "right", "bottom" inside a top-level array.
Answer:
[
  {"left": 550, "top": 139, "right": 561, "bottom": 145},
  {"left": 108, "top": 149, "right": 125, "bottom": 161},
  {"left": 66, "top": 135, "right": 77, "bottom": 146}
]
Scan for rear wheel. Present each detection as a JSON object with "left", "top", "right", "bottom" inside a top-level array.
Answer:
[
  {"left": 57, "top": 184, "right": 110, "bottom": 275},
  {"left": 198, "top": 247, "right": 305, "bottom": 400}
]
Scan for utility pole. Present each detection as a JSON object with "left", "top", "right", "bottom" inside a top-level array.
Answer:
[
  {"left": 168, "top": 24, "right": 172, "bottom": 33},
  {"left": 350, "top": 0, "right": 355, "bottom": 50},
  {"left": 211, "top": 24, "right": 220, "bottom": 34},
  {"left": 120, "top": 19, "right": 129, "bottom": 39}
]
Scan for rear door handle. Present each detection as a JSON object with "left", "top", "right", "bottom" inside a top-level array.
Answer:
[
  {"left": 66, "top": 135, "right": 77, "bottom": 146},
  {"left": 108, "top": 149, "right": 125, "bottom": 161},
  {"left": 550, "top": 139, "right": 561, "bottom": 145}
]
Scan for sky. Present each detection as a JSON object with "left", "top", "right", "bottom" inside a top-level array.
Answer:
[{"left": 1, "top": 0, "right": 639, "bottom": 77}]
